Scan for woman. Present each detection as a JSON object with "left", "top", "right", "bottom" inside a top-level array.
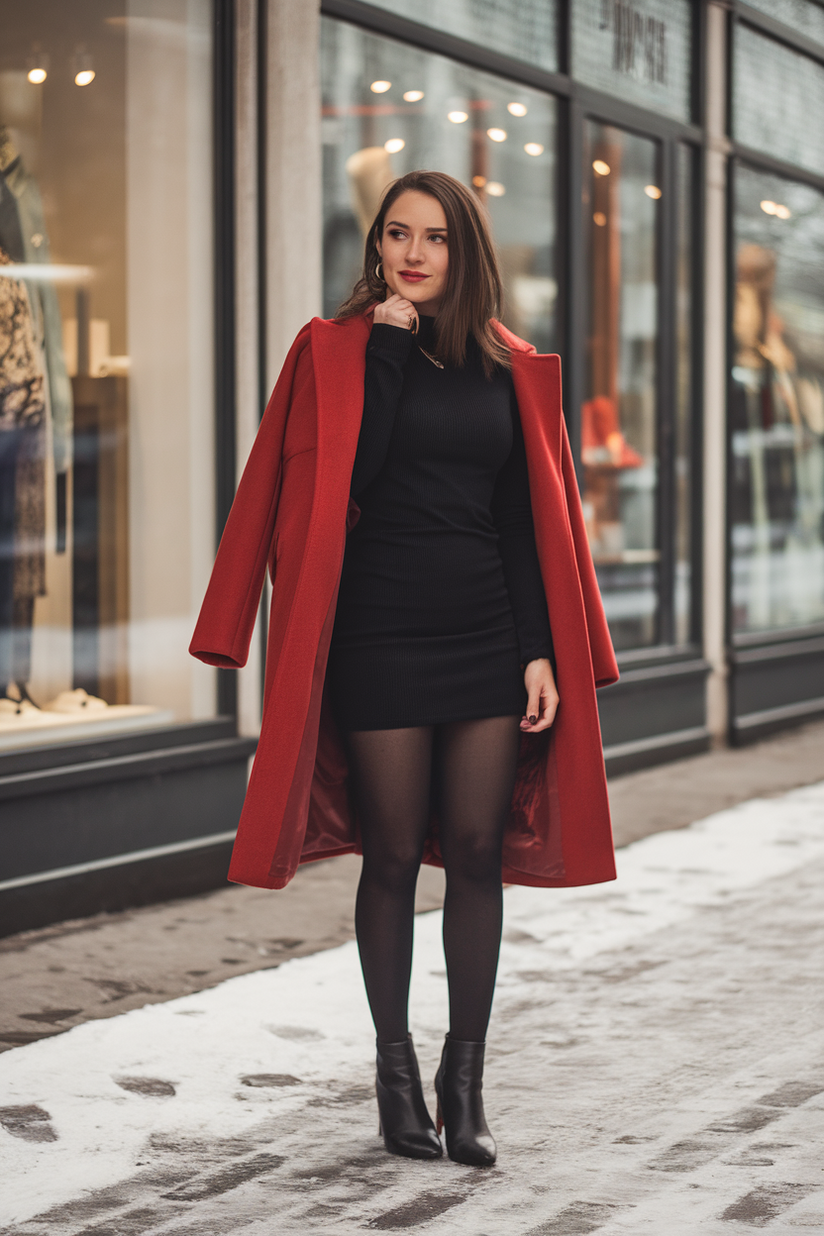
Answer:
[{"left": 190, "top": 171, "right": 618, "bottom": 1169}]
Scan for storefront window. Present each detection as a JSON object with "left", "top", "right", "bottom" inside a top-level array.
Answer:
[
  {"left": 730, "top": 165, "right": 824, "bottom": 635},
  {"left": 358, "top": 0, "right": 559, "bottom": 73},
  {"left": 321, "top": 18, "right": 558, "bottom": 353},
  {"left": 582, "top": 122, "right": 660, "bottom": 650},
  {"left": 571, "top": 0, "right": 693, "bottom": 123},
  {"left": 733, "top": 26, "right": 824, "bottom": 178},
  {"left": 0, "top": 0, "right": 216, "bottom": 750}
]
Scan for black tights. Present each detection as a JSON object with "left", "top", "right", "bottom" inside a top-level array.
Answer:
[{"left": 347, "top": 717, "right": 521, "bottom": 1045}]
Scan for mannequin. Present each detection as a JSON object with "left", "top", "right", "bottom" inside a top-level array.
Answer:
[{"left": 0, "top": 126, "right": 72, "bottom": 708}]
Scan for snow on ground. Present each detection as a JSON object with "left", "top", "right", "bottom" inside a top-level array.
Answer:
[{"left": 1, "top": 782, "right": 823, "bottom": 1233}]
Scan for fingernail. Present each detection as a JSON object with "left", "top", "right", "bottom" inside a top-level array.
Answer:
[{"left": 528, "top": 715, "right": 537, "bottom": 724}]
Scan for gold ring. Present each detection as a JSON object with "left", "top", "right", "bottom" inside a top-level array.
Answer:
[{"left": 407, "top": 315, "right": 416, "bottom": 332}]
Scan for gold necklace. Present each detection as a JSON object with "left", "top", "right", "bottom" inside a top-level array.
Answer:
[{"left": 418, "top": 345, "right": 444, "bottom": 369}]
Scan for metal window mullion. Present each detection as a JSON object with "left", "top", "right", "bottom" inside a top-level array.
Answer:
[
  {"left": 735, "top": 1, "right": 824, "bottom": 67},
  {"left": 689, "top": 141, "right": 705, "bottom": 651},
  {"left": 565, "top": 98, "right": 586, "bottom": 483},
  {"left": 570, "top": 84, "right": 704, "bottom": 144},
  {"left": 657, "top": 138, "right": 678, "bottom": 648},
  {"left": 558, "top": 0, "right": 572, "bottom": 78},
  {"left": 731, "top": 144, "right": 824, "bottom": 194}
]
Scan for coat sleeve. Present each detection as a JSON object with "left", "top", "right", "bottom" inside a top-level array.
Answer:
[
  {"left": 189, "top": 325, "right": 312, "bottom": 669},
  {"left": 560, "top": 416, "right": 620, "bottom": 689}
]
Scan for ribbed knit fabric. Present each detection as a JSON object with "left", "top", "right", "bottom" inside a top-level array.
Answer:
[{"left": 327, "top": 317, "right": 553, "bottom": 731}]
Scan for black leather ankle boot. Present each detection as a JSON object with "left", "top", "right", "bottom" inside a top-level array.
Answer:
[
  {"left": 434, "top": 1035, "right": 496, "bottom": 1166},
  {"left": 376, "top": 1035, "right": 442, "bottom": 1159}
]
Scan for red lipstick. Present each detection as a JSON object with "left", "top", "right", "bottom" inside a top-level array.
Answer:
[{"left": 399, "top": 270, "right": 429, "bottom": 282}]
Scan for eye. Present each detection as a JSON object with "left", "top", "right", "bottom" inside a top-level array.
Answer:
[
  {"left": 388, "top": 228, "right": 407, "bottom": 240},
  {"left": 430, "top": 234, "right": 446, "bottom": 243}
]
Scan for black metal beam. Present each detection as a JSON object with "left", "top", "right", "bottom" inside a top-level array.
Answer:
[
  {"left": 657, "top": 137, "right": 678, "bottom": 647},
  {"left": 731, "top": 144, "right": 824, "bottom": 194},
  {"left": 214, "top": 0, "right": 238, "bottom": 720}
]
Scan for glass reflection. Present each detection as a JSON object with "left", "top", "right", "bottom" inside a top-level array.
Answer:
[
  {"left": 731, "top": 166, "right": 824, "bottom": 634},
  {"left": 582, "top": 122, "right": 660, "bottom": 650},
  {"left": 321, "top": 18, "right": 557, "bottom": 353}
]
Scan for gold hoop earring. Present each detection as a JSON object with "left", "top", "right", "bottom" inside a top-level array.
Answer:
[{"left": 375, "top": 261, "right": 384, "bottom": 282}]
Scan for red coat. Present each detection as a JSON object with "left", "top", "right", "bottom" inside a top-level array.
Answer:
[{"left": 190, "top": 313, "right": 619, "bottom": 890}]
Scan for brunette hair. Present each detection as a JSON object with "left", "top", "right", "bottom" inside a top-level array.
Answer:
[{"left": 336, "top": 170, "right": 510, "bottom": 375}]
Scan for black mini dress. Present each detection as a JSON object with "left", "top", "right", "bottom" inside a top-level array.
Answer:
[{"left": 327, "top": 317, "right": 553, "bottom": 731}]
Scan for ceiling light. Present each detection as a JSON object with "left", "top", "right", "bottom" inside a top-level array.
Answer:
[
  {"left": 73, "top": 47, "right": 95, "bottom": 86},
  {"left": 593, "top": 211, "right": 607, "bottom": 227},
  {"left": 774, "top": 203, "right": 791, "bottom": 219},
  {"left": 644, "top": 184, "right": 662, "bottom": 200},
  {"left": 448, "top": 110, "right": 468, "bottom": 124},
  {"left": 486, "top": 181, "right": 506, "bottom": 197},
  {"left": 487, "top": 128, "right": 507, "bottom": 142},
  {"left": 507, "top": 102, "right": 528, "bottom": 117},
  {"left": 760, "top": 200, "right": 777, "bottom": 215},
  {"left": 592, "top": 159, "right": 610, "bottom": 176},
  {"left": 370, "top": 80, "right": 391, "bottom": 93},
  {"left": 472, "top": 175, "right": 487, "bottom": 188},
  {"left": 384, "top": 138, "right": 405, "bottom": 153},
  {"left": 403, "top": 90, "right": 424, "bottom": 102},
  {"left": 26, "top": 47, "right": 49, "bottom": 84},
  {"left": 524, "top": 142, "right": 544, "bottom": 157}
]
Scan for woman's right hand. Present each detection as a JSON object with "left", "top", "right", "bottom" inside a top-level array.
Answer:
[{"left": 373, "top": 293, "right": 419, "bottom": 333}]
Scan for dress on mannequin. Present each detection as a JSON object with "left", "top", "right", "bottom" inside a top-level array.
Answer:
[{"left": 0, "top": 245, "right": 45, "bottom": 698}]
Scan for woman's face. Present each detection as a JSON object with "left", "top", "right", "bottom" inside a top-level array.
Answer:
[{"left": 376, "top": 190, "right": 449, "bottom": 314}]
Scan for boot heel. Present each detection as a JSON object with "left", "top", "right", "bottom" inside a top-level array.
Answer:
[{"left": 436, "top": 1097, "right": 443, "bottom": 1135}]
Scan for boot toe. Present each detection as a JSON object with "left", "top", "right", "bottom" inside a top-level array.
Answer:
[{"left": 449, "top": 1132, "right": 496, "bottom": 1167}]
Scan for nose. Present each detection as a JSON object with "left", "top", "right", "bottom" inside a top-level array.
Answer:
[{"left": 404, "top": 234, "right": 424, "bottom": 264}]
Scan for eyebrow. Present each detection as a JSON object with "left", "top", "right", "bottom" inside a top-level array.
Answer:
[{"left": 386, "top": 220, "right": 447, "bottom": 232}]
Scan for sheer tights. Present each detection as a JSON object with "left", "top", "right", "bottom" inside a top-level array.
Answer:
[{"left": 348, "top": 716, "right": 521, "bottom": 1044}]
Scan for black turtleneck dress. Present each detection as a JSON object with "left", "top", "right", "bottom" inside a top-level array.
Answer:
[{"left": 327, "top": 316, "right": 553, "bottom": 731}]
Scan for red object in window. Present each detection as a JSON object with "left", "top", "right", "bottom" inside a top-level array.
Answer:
[{"left": 581, "top": 395, "right": 643, "bottom": 468}]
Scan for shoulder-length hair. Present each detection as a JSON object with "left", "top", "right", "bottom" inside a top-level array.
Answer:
[{"left": 336, "top": 170, "right": 510, "bottom": 376}]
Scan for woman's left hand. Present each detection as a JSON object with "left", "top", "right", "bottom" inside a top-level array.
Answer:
[{"left": 520, "top": 658, "right": 559, "bottom": 732}]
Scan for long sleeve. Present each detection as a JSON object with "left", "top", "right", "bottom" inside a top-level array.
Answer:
[
  {"left": 491, "top": 387, "right": 554, "bottom": 668},
  {"left": 350, "top": 322, "right": 414, "bottom": 497}
]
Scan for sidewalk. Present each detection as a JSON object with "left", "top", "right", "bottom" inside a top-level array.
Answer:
[
  {"left": 2, "top": 719, "right": 823, "bottom": 1049},
  {"left": 1, "top": 778, "right": 823, "bottom": 1233}
]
